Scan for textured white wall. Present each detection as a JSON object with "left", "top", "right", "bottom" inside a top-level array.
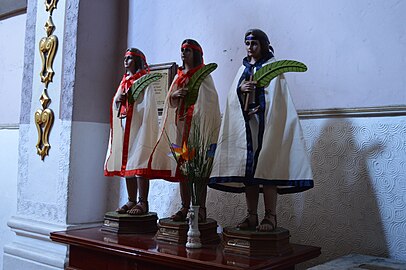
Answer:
[
  {"left": 128, "top": 0, "right": 406, "bottom": 111},
  {"left": 16, "top": 0, "right": 124, "bottom": 225},
  {"left": 2, "top": 1, "right": 405, "bottom": 268},
  {"left": 0, "top": 13, "right": 25, "bottom": 124},
  {"left": 16, "top": 0, "right": 69, "bottom": 224},
  {"left": 3, "top": 1, "right": 121, "bottom": 268},
  {"left": 124, "top": 116, "right": 405, "bottom": 268},
  {"left": 288, "top": 117, "right": 406, "bottom": 266},
  {"left": 68, "top": 121, "right": 111, "bottom": 224},
  {"left": 72, "top": 0, "right": 127, "bottom": 123},
  {"left": 0, "top": 129, "right": 19, "bottom": 270},
  {"left": 0, "top": 12, "right": 25, "bottom": 270},
  {"left": 124, "top": 0, "right": 406, "bottom": 267}
]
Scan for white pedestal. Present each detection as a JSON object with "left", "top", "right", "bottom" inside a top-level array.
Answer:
[
  {"left": 3, "top": 217, "right": 68, "bottom": 270},
  {"left": 3, "top": 216, "right": 100, "bottom": 270}
]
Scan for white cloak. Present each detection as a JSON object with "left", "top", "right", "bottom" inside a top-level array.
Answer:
[
  {"left": 209, "top": 59, "right": 313, "bottom": 194},
  {"left": 104, "top": 81, "right": 159, "bottom": 177},
  {"left": 146, "top": 74, "right": 221, "bottom": 181}
]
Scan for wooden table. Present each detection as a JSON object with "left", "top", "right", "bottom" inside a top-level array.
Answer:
[{"left": 50, "top": 227, "right": 320, "bottom": 270}]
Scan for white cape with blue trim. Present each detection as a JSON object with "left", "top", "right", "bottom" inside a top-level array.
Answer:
[{"left": 209, "top": 59, "right": 313, "bottom": 193}]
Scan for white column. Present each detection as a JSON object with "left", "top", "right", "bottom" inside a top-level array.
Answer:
[{"left": 3, "top": 0, "right": 127, "bottom": 269}]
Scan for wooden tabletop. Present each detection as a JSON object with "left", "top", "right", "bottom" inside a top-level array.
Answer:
[{"left": 51, "top": 226, "right": 320, "bottom": 270}]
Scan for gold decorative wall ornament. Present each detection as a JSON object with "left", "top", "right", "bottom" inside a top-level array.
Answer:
[
  {"left": 45, "top": 0, "right": 58, "bottom": 15},
  {"left": 39, "top": 18, "right": 58, "bottom": 87},
  {"left": 36, "top": 0, "right": 58, "bottom": 160},
  {"left": 35, "top": 90, "right": 54, "bottom": 160},
  {"left": 44, "top": 16, "right": 55, "bottom": 36},
  {"left": 35, "top": 108, "right": 54, "bottom": 160},
  {"left": 39, "top": 89, "right": 51, "bottom": 109}
]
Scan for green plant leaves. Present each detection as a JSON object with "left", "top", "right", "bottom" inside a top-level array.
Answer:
[
  {"left": 253, "top": 60, "right": 307, "bottom": 88},
  {"left": 128, "top": 73, "right": 163, "bottom": 104},
  {"left": 184, "top": 63, "right": 218, "bottom": 108}
]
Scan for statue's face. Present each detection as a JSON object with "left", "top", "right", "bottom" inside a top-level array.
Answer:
[
  {"left": 124, "top": 54, "right": 136, "bottom": 73},
  {"left": 181, "top": 46, "right": 194, "bottom": 67},
  {"left": 245, "top": 38, "right": 262, "bottom": 61}
]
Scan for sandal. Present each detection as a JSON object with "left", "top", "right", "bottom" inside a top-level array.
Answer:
[
  {"left": 127, "top": 197, "right": 149, "bottom": 215},
  {"left": 116, "top": 198, "right": 136, "bottom": 214},
  {"left": 171, "top": 204, "right": 189, "bottom": 222},
  {"left": 257, "top": 210, "right": 277, "bottom": 232},
  {"left": 237, "top": 211, "right": 258, "bottom": 230}
]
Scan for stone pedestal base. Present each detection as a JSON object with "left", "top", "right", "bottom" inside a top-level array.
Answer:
[
  {"left": 3, "top": 216, "right": 75, "bottom": 270},
  {"left": 101, "top": 211, "right": 158, "bottom": 234},
  {"left": 222, "top": 226, "right": 292, "bottom": 257},
  {"left": 155, "top": 218, "right": 219, "bottom": 245}
]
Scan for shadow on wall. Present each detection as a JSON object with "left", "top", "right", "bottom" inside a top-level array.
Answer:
[
  {"left": 107, "top": 178, "right": 185, "bottom": 220},
  {"left": 279, "top": 118, "right": 388, "bottom": 269},
  {"left": 206, "top": 190, "right": 246, "bottom": 229},
  {"left": 106, "top": 177, "right": 122, "bottom": 212},
  {"left": 105, "top": 117, "right": 399, "bottom": 270}
]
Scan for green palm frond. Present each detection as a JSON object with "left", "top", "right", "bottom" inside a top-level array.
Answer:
[
  {"left": 184, "top": 63, "right": 218, "bottom": 108},
  {"left": 128, "top": 73, "right": 163, "bottom": 104},
  {"left": 253, "top": 60, "right": 307, "bottom": 88}
]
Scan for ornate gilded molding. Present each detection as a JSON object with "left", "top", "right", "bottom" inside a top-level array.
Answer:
[
  {"left": 45, "top": 0, "right": 58, "bottom": 15},
  {"left": 44, "top": 15, "right": 55, "bottom": 36},
  {"left": 35, "top": 89, "right": 54, "bottom": 160},
  {"left": 39, "top": 17, "right": 58, "bottom": 87},
  {"left": 35, "top": 0, "right": 58, "bottom": 160},
  {"left": 39, "top": 37, "right": 58, "bottom": 86}
]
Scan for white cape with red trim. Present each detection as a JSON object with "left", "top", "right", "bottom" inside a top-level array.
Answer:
[
  {"left": 209, "top": 59, "right": 313, "bottom": 193},
  {"left": 104, "top": 83, "right": 159, "bottom": 177},
  {"left": 147, "top": 74, "right": 221, "bottom": 180}
]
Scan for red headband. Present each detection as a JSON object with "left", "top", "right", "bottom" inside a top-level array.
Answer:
[
  {"left": 125, "top": 51, "right": 147, "bottom": 62},
  {"left": 181, "top": 43, "right": 203, "bottom": 56},
  {"left": 124, "top": 51, "right": 150, "bottom": 72}
]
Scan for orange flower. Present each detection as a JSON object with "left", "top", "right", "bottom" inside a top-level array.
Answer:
[{"left": 172, "top": 142, "right": 195, "bottom": 161}]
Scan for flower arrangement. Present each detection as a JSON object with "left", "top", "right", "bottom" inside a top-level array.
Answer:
[{"left": 166, "top": 118, "right": 217, "bottom": 206}]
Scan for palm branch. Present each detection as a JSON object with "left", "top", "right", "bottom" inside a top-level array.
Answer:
[
  {"left": 128, "top": 73, "right": 163, "bottom": 104},
  {"left": 184, "top": 63, "right": 218, "bottom": 108},
  {"left": 253, "top": 60, "right": 307, "bottom": 88}
]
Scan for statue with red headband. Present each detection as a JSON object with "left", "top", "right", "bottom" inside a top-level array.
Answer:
[
  {"left": 143, "top": 39, "right": 221, "bottom": 222},
  {"left": 104, "top": 48, "right": 159, "bottom": 216}
]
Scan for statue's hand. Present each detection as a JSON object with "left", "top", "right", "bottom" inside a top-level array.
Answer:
[
  {"left": 240, "top": 80, "right": 257, "bottom": 93},
  {"left": 170, "top": 88, "right": 188, "bottom": 108},
  {"left": 118, "top": 93, "right": 127, "bottom": 103},
  {"left": 171, "top": 88, "right": 188, "bottom": 99}
]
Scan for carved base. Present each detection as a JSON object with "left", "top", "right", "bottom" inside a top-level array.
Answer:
[
  {"left": 222, "top": 226, "right": 293, "bottom": 257},
  {"left": 101, "top": 211, "right": 158, "bottom": 234},
  {"left": 156, "top": 218, "right": 220, "bottom": 245}
]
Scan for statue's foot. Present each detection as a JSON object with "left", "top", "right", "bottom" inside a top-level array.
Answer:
[
  {"left": 171, "top": 207, "right": 189, "bottom": 222},
  {"left": 127, "top": 201, "right": 149, "bottom": 215},
  {"left": 116, "top": 200, "right": 136, "bottom": 214},
  {"left": 237, "top": 212, "right": 258, "bottom": 230},
  {"left": 256, "top": 211, "right": 277, "bottom": 232}
]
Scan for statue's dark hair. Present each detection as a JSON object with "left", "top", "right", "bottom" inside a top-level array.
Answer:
[
  {"left": 126, "top": 48, "right": 147, "bottom": 70},
  {"left": 181, "top": 39, "right": 203, "bottom": 67},
  {"left": 244, "top": 29, "right": 274, "bottom": 59}
]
